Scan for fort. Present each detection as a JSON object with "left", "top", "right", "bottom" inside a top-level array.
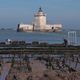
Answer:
[{"left": 17, "top": 7, "right": 62, "bottom": 32}]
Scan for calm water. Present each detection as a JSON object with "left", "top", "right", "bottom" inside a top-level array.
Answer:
[{"left": 0, "top": 29, "right": 80, "bottom": 45}]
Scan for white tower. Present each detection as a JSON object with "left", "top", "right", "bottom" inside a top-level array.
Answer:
[{"left": 34, "top": 7, "right": 46, "bottom": 31}]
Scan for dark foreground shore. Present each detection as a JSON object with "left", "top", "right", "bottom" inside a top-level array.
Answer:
[
  {"left": 0, "top": 41, "right": 80, "bottom": 80},
  {"left": 0, "top": 54, "right": 80, "bottom": 80}
]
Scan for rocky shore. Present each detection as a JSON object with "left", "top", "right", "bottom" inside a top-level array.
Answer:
[{"left": 3, "top": 54, "right": 80, "bottom": 80}]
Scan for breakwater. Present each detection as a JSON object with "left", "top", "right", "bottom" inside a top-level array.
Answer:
[{"left": 0, "top": 41, "right": 80, "bottom": 55}]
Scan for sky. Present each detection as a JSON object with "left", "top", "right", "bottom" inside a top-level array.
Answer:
[{"left": 0, "top": 0, "right": 80, "bottom": 29}]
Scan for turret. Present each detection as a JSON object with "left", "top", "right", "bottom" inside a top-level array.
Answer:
[{"left": 34, "top": 7, "right": 46, "bottom": 31}]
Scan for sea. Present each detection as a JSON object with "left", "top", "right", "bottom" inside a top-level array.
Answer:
[{"left": 0, "top": 29, "right": 80, "bottom": 45}]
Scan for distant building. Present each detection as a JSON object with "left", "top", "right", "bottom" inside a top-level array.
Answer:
[{"left": 17, "top": 7, "right": 62, "bottom": 32}]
